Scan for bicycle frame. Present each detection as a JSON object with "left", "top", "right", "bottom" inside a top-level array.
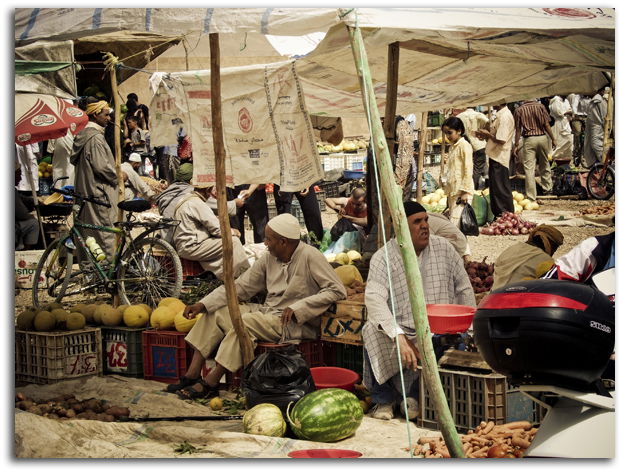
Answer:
[{"left": 69, "top": 221, "right": 127, "bottom": 281}]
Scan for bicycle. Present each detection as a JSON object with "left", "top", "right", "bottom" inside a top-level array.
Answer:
[
  {"left": 586, "top": 146, "right": 615, "bottom": 200},
  {"left": 32, "top": 178, "right": 183, "bottom": 309}
]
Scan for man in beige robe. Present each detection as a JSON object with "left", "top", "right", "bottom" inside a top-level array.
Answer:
[
  {"left": 172, "top": 183, "right": 249, "bottom": 280},
  {"left": 121, "top": 153, "right": 156, "bottom": 201},
  {"left": 70, "top": 100, "right": 118, "bottom": 259},
  {"left": 166, "top": 213, "right": 347, "bottom": 399}
]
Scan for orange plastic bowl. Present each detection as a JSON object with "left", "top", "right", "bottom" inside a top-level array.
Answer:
[
  {"left": 288, "top": 449, "right": 362, "bottom": 458},
  {"left": 310, "top": 366, "right": 359, "bottom": 391},
  {"left": 426, "top": 304, "right": 476, "bottom": 334}
]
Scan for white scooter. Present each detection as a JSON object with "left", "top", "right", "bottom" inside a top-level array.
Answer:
[{"left": 521, "top": 268, "right": 615, "bottom": 458}]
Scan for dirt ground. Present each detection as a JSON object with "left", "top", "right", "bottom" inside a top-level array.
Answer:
[{"left": 13, "top": 195, "right": 614, "bottom": 314}]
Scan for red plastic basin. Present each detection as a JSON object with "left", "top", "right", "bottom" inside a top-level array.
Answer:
[
  {"left": 310, "top": 366, "right": 359, "bottom": 391},
  {"left": 426, "top": 304, "right": 476, "bottom": 334},
  {"left": 288, "top": 449, "right": 362, "bottom": 458}
]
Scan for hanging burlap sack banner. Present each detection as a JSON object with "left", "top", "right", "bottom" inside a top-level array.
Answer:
[{"left": 149, "top": 60, "right": 323, "bottom": 192}]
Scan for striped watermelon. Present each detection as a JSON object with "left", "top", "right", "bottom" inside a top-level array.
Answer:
[{"left": 285, "top": 388, "right": 363, "bottom": 442}]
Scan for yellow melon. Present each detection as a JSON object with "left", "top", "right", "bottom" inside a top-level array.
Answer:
[
  {"left": 123, "top": 305, "right": 150, "bottom": 328},
  {"left": 139, "top": 304, "right": 153, "bottom": 316},
  {"left": 33, "top": 311, "right": 56, "bottom": 332},
  {"left": 158, "top": 297, "right": 186, "bottom": 315},
  {"left": 150, "top": 306, "right": 176, "bottom": 330},
  {"left": 174, "top": 309, "right": 203, "bottom": 333},
  {"left": 67, "top": 312, "right": 86, "bottom": 331},
  {"left": 334, "top": 265, "right": 363, "bottom": 287}
]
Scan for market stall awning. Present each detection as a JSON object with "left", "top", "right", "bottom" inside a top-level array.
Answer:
[{"left": 15, "top": 93, "right": 88, "bottom": 146}]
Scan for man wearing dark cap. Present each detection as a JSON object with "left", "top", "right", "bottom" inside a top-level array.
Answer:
[{"left": 362, "top": 201, "right": 475, "bottom": 421}]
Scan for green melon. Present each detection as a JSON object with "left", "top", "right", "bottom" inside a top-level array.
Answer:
[
  {"left": 16, "top": 310, "right": 37, "bottom": 331},
  {"left": 286, "top": 388, "right": 363, "bottom": 442},
  {"left": 242, "top": 403, "right": 286, "bottom": 438}
]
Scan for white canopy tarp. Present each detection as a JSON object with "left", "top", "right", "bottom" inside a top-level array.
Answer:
[{"left": 15, "top": 7, "right": 615, "bottom": 116}]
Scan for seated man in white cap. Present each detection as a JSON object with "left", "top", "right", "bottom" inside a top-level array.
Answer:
[
  {"left": 172, "top": 182, "right": 249, "bottom": 280},
  {"left": 166, "top": 213, "right": 347, "bottom": 399},
  {"left": 121, "top": 153, "right": 156, "bottom": 201}
]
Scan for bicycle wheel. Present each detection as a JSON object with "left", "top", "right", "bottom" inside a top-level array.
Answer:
[
  {"left": 117, "top": 237, "right": 182, "bottom": 307},
  {"left": 32, "top": 238, "right": 73, "bottom": 309},
  {"left": 586, "top": 164, "right": 615, "bottom": 200}
]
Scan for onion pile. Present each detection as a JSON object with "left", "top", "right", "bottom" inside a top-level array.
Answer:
[
  {"left": 465, "top": 257, "right": 494, "bottom": 294},
  {"left": 479, "top": 212, "right": 537, "bottom": 236}
]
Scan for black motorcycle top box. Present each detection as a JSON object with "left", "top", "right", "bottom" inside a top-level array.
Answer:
[{"left": 473, "top": 279, "right": 614, "bottom": 391}]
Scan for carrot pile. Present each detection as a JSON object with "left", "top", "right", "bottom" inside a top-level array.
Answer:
[{"left": 412, "top": 420, "right": 537, "bottom": 458}]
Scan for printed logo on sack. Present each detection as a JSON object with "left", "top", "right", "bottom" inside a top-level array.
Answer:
[
  {"left": 542, "top": 8, "right": 596, "bottom": 19},
  {"left": 590, "top": 320, "right": 611, "bottom": 334},
  {"left": 17, "top": 133, "right": 32, "bottom": 143},
  {"left": 505, "top": 286, "right": 527, "bottom": 292},
  {"left": 238, "top": 107, "right": 253, "bottom": 133},
  {"left": 31, "top": 114, "right": 56, "bottom": 127}
]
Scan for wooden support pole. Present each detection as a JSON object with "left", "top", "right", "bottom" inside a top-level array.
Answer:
[
  {"left": 347, "top": 25, "right": 464, "bottom": 458},
  {"left": 209, "top": 33, "right": 255, "bottom": 367},
  {"left": 601, "top": 73, "right": 615, "bottom": 161},
  {"left": 440, "top": 109, "right": 448, "bottom": 178},
  {"left": 378, "top": 41, "right": 400, "bottom": 244},
  {"left": 105, "top": 54, "right": 125, "bottom": 224},
  {"left": 416, "top": 112, "right": 428, "bottom": 202}
]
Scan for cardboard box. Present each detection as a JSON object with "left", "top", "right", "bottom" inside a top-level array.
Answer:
[
  {"left": 15, "top": 250, "right": 44, "bottom": 289},
  {"left": 320, "top": 300, "right": 366, "bottom": 345}
]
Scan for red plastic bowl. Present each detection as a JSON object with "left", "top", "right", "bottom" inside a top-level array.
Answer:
[
  {"left": 426, "top": 304, "right": 476, "bottom": 334},
  {"left": 288, "top": 449, "right": 362, "bottom": 458},
  {"left": 310, "top": 366, "right": 359, "bottom": 391}
]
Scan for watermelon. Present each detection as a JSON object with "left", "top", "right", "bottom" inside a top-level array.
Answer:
[
  {"left": 243, "top": 403, "right": 286, "bottom": 438},
  {"left": 286, "top": 388, "right": 363, "bottom": 442}
]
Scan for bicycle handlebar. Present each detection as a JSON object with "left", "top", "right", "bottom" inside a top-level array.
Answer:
[{"left": 51, "top": 183, "right": 111, "bottom": 209}]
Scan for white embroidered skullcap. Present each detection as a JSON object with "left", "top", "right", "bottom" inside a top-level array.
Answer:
[
  {"left": 128, "top": 153, "right": 142, "bottom": 163},
  {"left": 267, "top": 213, "right": 301, "bottom": 240}
]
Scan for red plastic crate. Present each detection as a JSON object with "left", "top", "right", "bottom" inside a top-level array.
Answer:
[
  {"left": 181, "top": 258, "right": 203, "bottom": 279},
  {"left": 226, "top": 339, "right": 327, "bottom": 389},
  {"left": 142, "top": 330, "right": 194, "bottom": 383}
]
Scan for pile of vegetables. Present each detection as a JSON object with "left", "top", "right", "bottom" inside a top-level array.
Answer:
[
  {"left": 412, "top": 420, "right": 538, "bottom": 458},
  {"left": 479, "top": 212, "right": 537, "bottom": 236},
  {"left": 15, "top": 392, "right": 129, "bottom": 421},
  {"left": 465, "top": 257, "right": 494, "bottom": 294},
  {"left": 512, "top": 191, "right": 540, "bottom": 212},
  {"left": 579, "top": 203, "right": 615, "bottom": 216},
  {"left": 421, "top": 188, "right": 447, "bottom": 210},
  {"left": 317, "top": 139, "right": 367, "bottom": 154}
]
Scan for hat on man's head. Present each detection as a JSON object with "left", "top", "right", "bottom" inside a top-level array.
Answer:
[
  {"left": 193, "top": 183, "right": 213, "bottom": 190},
  {"left": 175, "top": 163, "right": 193, "bottom": 183},
  {"left": 267, "top": 213, "right": 301, "bottom": 240},
  {"left": 403, "top": 201, "right": 427, "bottom": 217},
  {"left": 128, "top": 153, "right": 142, "bottom": 163}
]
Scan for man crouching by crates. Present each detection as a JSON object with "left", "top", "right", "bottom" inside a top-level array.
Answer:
[
  {"left": 165, "top": 213, "right": 347, "bottom": 399},
  {"left": 362, "top": 201, "right": 475, "bottom": 421}
]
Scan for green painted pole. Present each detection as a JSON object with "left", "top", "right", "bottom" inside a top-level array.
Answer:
[{"left": 347, "top": 25, "right": 465, "bottom": 458}]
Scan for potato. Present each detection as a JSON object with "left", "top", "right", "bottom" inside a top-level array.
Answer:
[
  {"left": 26, "top": 406, "right": 43, "bottom": 416},
  {"left": 17, "top": 400, "right": 35, "bottom": 411},
  {"left": 106, "top": 406, "right": 130, "bottom": 418},
  {"left": 65, "top": 408, "right": 76, "bottom": 418}
]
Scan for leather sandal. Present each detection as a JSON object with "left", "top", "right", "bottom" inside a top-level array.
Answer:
[
  {"left": 176, "top": 379, "right": 219, "bottom": 400},
  {"left": 165, "top": 375, "right": 200, "bottom": 393}
]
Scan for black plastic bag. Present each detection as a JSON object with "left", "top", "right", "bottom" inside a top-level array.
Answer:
[
  {"left": 459, "top": 202, "right": 480, "bottom": 236},
  {"left": 330, "top": 217, "right": 357, "bottom": 241},
  {"left": 242, "top": 344, "right": 316, "bottom": 412}
]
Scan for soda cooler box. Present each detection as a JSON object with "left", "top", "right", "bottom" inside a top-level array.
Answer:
[{"left": 473, "top": 279, "right": 614, "bottom": 391}]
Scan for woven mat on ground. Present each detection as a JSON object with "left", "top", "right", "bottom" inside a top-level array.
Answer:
[
  {"left": 15, "top": 375, "right": 433, "bottom": 458},
  {"left": 521, "top": 210, "right": 614, "bottom": 228}
]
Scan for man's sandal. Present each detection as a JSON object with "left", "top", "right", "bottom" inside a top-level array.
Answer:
[
  {"left": 165, "top": 376, "right": 200, "bottom": 393},
  {"left": 176, "top": 379, "right": 219, "bottom": 400}
]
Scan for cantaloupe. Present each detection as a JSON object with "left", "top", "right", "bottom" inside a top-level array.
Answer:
[
  {"left": 150, "top": 306, "right": 176, "bottom": 330},
  {"left": 16, "top": 310, "right": 36, "bottom": 331},
  {"left": 334, "top": 265, "right": 363, "bottom": 287},
  {"left": 81, "top": 304, "right": 98, "bottom": 324},
  {"left": 101, "top": 306, "right": 123, "bottom": 326},
  {"left": 34, "top": 311, "right": 56, "bottom": 332},
  {"left": 93, "top": 304, "right": 113, "bottom": 325},
  {"left": 51, "top": 309, "right": 70, "bottom": 330},
  {"left": 67, "top": 312, "right": 86, "bottom": 330},
  {"left": 123, "top": 305, "right": 150, "bottom": 328}
]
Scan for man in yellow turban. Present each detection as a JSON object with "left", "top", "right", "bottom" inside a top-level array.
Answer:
[{"left": 70, "top": 98, "right": 118, "bottom": 260}]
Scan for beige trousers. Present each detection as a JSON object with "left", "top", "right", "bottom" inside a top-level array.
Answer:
[
  {"left": 522, "top": 135, "right": 552, "bottom": 201},
  {"left": 184, "top": 304, "right": 283, "bottom": 373}
]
